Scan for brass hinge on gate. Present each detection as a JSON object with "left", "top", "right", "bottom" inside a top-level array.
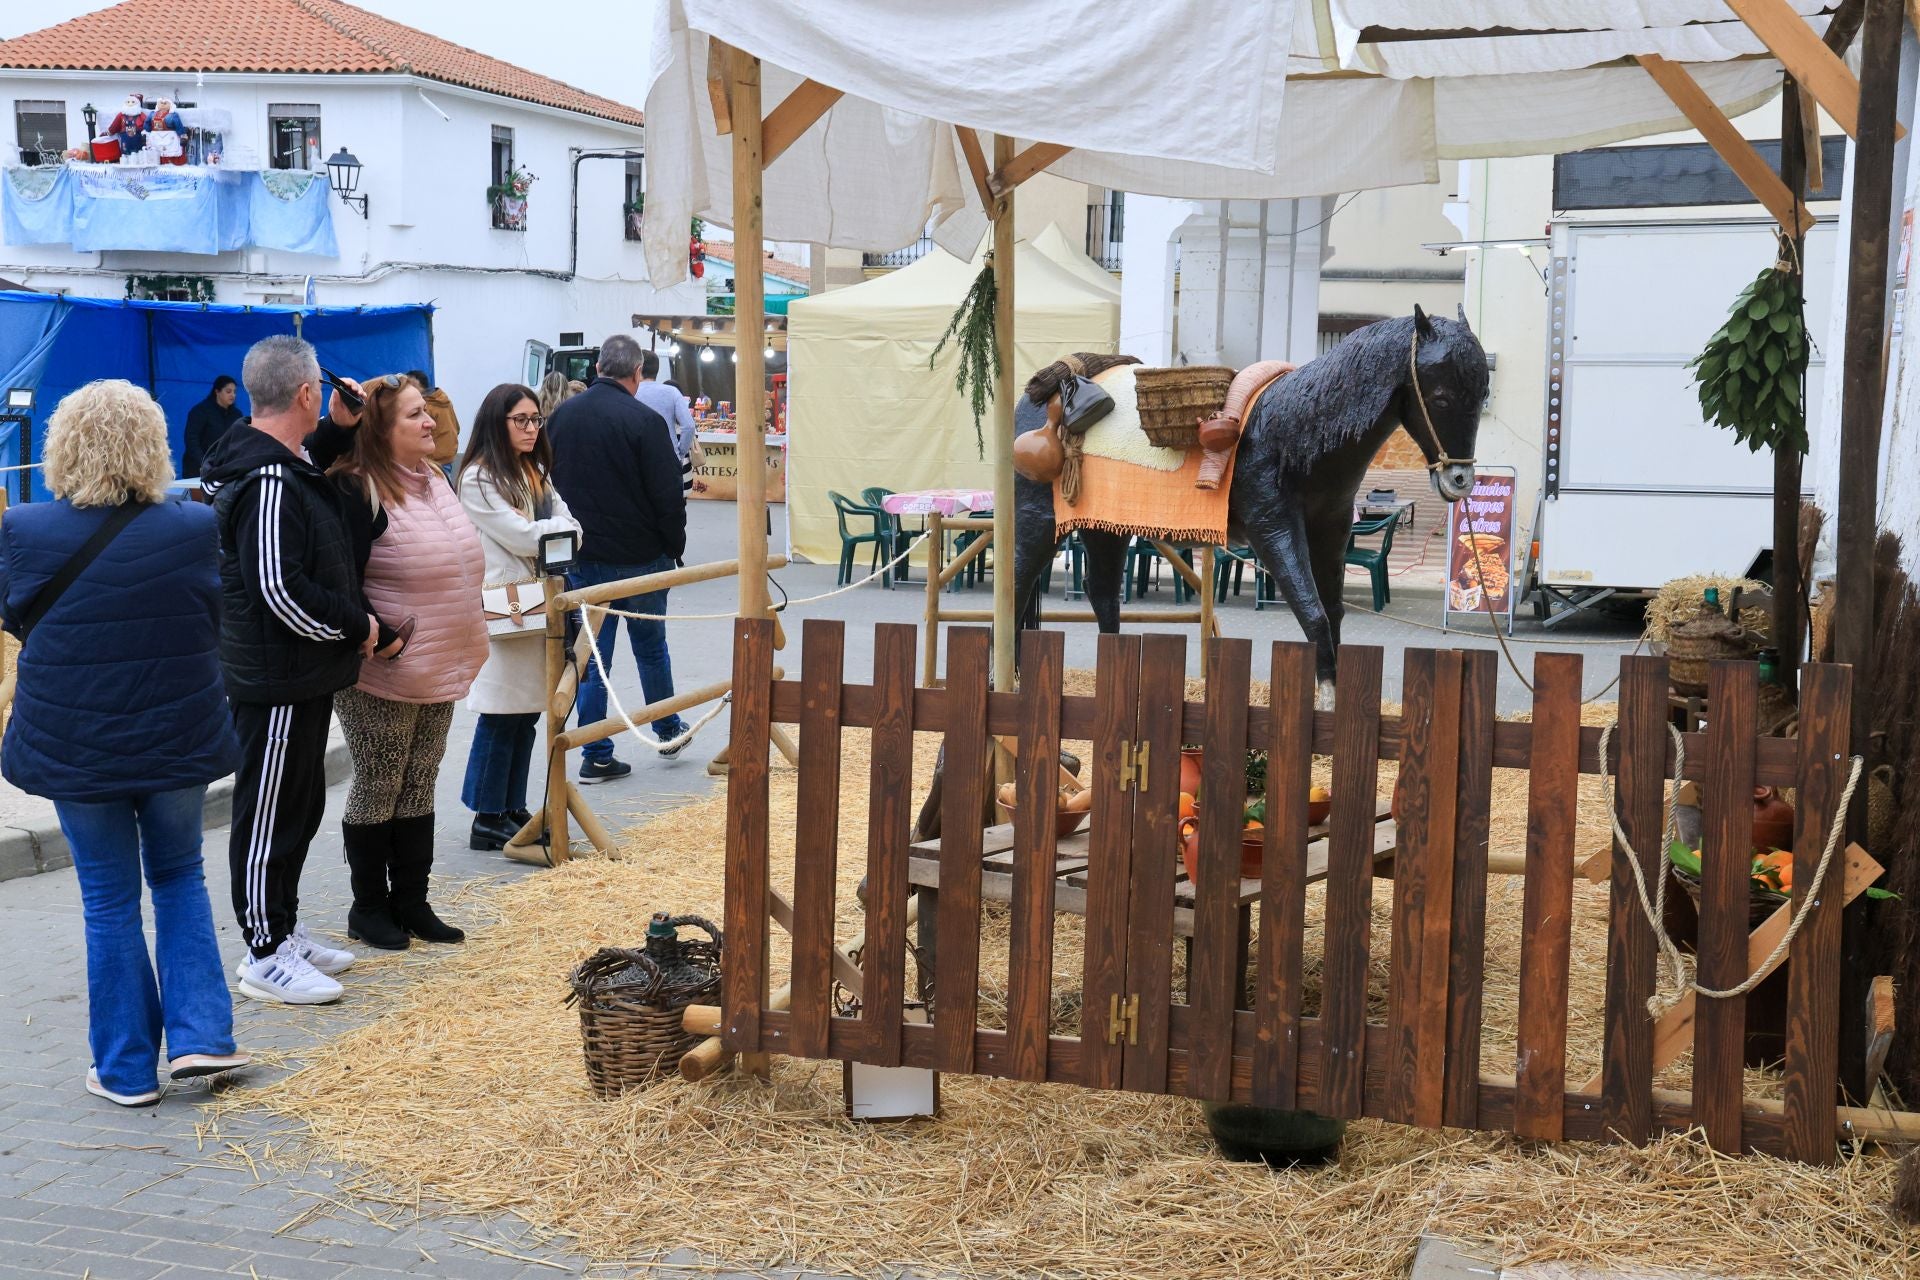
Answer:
[
  {"left": 1106, "top": 992, "right": 1140, "bottom": 1046},
  {"left": 1118, "top": 740, "right": 1150, "bottom": 792}
]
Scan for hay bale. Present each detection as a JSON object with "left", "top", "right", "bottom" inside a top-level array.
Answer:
[{"left": 1647, "top": 574, "right": 1768, "bottom": 644}]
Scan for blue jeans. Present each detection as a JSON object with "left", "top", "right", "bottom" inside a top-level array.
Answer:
[
  {"left": 569, "top": 557, "right": 688, "bottom": 761},
  {"left": 55, "top": 786, "right": 235, "bottom": 1097},
  {"left": 462, "top": 712, "right": 539, "bottom": 814}
]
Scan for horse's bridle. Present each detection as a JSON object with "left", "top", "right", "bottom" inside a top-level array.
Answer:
[{"left": 1405, "top": 329, "right": 1474, "bottom": 476}]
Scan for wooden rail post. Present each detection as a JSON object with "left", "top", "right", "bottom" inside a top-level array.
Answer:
[{"left": 990, "top": 133, "right": 1017, "bottom": 773}]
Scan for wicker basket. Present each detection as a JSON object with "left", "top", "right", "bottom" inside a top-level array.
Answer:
[
  {"left": 1133, "top": 366, "right": 1234, "bottom": 447},
  {"left": 1664, "top": 611, "right": 1751, "bottom": 696},
  {"left": 566, "top": 915, "right": 722, "bottom": 1098}
]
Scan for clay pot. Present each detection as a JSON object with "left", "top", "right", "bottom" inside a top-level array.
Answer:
[
  {"left": 1180, "top": 817, "right": 1263, "bottom": 884},
  {"left": 1012, "top": 426, "right": 1065, "bottom": 483},
  {"left": 1308, "top": 795, "right": 1332, "bottom": 826},
  {"left": 1196, "top": 413, "right": 1242, "bottom": 452},
  {"left": 1178, "top": 748, "right": 1205, "bottom": 797},
  {"left": 1751, "top": 786, "right": 1795, "bottom": 852},
  {"left": 1203, "top": 1102, "right": 1346, "bottom": 1167}
]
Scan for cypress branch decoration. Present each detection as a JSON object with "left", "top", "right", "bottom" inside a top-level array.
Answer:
[
  {"left": 931, "top": 256, "right": 1000, "bottom": 458},
  {"left": 1688, "top": 236, "right": 1810, "bottom": 455}
]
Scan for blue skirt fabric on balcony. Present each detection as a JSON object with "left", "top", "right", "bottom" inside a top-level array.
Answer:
[{"left": 2, "top": 165, "right": 337, "bottom": 258}]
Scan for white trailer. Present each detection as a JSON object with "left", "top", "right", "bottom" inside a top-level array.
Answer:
[{"left": 1525, "top": 216, "right": 1837, "bottom": 624}]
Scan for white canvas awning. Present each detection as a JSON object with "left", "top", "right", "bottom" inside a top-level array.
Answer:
[{"left": 643, "top": 0, "right": 1830, "bottom": 282}]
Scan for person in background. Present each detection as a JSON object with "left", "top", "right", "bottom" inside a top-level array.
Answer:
[
  {"left": 323, "top": 375, "right": 488, "bottom": 948},
  {"left": 456, "top": 384, "right": 580, "bottom": 851},
  {"left": 409, "top": 370, "right": 461, "bottom": 481},
  {"left": 547, "top": 334, "right": 689, "bottom": 780},
  {"left": 182, "top": 375, "right": 241, "bottom": 479},
  {"left": 536, "top": 372, "right": 573, "bottom": 422},
  {"left": 199, "top": 336, "right": 371, "bottom": 1006},
  {"left": 565, "top": 379, "right": 589, "bottom": 399},
  {"left": 633, "top": 349, "right": 700, "bottom": 496},
  {"left": 0, "top": 381, "right": 248, "bottom": 1105}
]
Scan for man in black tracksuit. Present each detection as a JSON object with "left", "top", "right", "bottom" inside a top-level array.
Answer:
[{"left": 200, "top": 336, "right": 376, "bottom": 1004}]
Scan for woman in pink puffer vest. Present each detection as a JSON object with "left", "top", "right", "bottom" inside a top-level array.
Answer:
[{"left": 323, "top": 374, "right": 487, "bottom": 952}]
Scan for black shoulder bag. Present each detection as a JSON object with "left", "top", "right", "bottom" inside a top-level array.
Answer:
[{"left": 15, "top": 500, "right": 148, "bottom": 642}]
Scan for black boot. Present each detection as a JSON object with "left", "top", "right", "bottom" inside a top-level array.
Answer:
[
  {"left": 469, "top": 812, "right": 519, "bottom": 851},
  {"left": 343, "top": 821, "right": 410, "bottom": 950},
  {"left": 389, "top": 813, "right": 465, "bottom": 943}
]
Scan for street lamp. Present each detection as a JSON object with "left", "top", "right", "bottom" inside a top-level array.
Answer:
[
  {"left": 81, "top": 103, "right": 98, "bottom": 138},
  {"left": 324, "top": 148, "right": 369, "bottom": 219}
]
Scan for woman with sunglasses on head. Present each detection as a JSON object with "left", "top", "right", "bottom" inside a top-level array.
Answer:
[
  {"left": 313, "top": 374, "right": 487, "bottom": 949},
  {"left": 455, "top": 385, "right": 581, "bottom": 851}
]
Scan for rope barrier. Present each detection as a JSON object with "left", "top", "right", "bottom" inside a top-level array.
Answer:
[
  {"left": 585, "top": 534, "right": 931, "bottom": 623},
  {"left": 1597, "top": 720, "right": 1864, "bottom": 1017},
  {"left": 576, "top": 603, "right": 733, "bottom": 754}
]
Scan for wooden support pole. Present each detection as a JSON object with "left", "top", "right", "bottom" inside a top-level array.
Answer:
[
  {"left": 733, "top": 55, "right": 770, "bottom": 625},
  {"left": 1725, "top": 0, "right": 1904, "bottom": 141},
  {"left": 761, "top": 80, "right": 843, "bottom": 167},
  {"left": 705, "top": 37, "right": 733, "bottom": 135},
  {"left": 1834, "top": 0, "right": 1903, "bottom": 1103},
  {"left": 552, "top": 556, "right": 788, "bottom": 611},
  {"left": 990, "top": 134, "right": 1017, "bottom": 710},
  {"left": 541, "top": 575, "right": 570, "bottom": 862},
  {"left": 989, "top": 141, "right": 1073, "bottom": 197},
  {"left": 730, "top": 47, "right": 772, "bottom": 1083},
  {"left": 923, "top": 510, "right": 945, "bottom": 686},
  {"left": 954, "top": 126, "right": 994, "bottom": 211},
  {"left": 1775, "top": 76, "right": 1810, "bottom": 692},
  {"left": 1635, "top": 55, "right": 1814, "bottom": 233}
]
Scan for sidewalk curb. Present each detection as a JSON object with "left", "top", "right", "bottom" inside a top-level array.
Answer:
[{"left": 0, "top": 740, "right": 354, "bottom": 884}]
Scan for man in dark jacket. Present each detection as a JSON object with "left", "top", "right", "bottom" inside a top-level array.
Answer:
[
  {"left": 547, "top": 333, "right": 689, "bottom": 779},
  {"left": 200, "top": 335, "right": 376, "bottom": 1006},
  {"left": 182, "top": 374, "right": 242, "bottom": 479}
]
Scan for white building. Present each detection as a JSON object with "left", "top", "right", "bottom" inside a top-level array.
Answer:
[{"left": 0, "top": 0, "right": 703, "bottom": 429}]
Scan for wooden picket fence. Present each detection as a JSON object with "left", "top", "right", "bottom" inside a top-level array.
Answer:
[{"left": 723, "top": 617, "right": 1875, "bottom": 1162}]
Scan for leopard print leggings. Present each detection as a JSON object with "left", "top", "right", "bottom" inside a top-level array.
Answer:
[{"left": 334, "top": 686, "right": 455, "bottom": 824}]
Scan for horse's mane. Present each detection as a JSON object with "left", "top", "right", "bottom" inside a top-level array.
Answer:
[{"left": 1242, "top": 314, "right": 1419, "bottom": 477}]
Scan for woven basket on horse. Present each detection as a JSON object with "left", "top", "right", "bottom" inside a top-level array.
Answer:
[
  {"left": 565, "top": 914, "right": 721, "bottom": 1097},
  {"left": 1665, "top": 610, "right": 1752, "bottom": 696},
  {"left": 1132, "top": 366, "right": 1234, "bottom": 447}
]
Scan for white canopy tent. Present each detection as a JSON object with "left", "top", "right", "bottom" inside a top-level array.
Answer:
[{"left": 785, "top": 237, "right": 1119, "bottom": 569}]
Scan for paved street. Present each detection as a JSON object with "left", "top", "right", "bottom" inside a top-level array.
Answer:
[{"left": 0, "top": 501, "right": 1642, "bottom": 1278}]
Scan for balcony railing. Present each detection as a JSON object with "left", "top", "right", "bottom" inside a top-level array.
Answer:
[
  {"left": 1086, "top": 196, "right": 1123, "bottom": 270},
  {"left": 863, "top": 234, "right": 933, "bottom": 268}
]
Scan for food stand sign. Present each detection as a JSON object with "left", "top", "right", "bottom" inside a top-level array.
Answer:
[{"left": 1441, "top": 466, "right": 1518, "bottom": 630}]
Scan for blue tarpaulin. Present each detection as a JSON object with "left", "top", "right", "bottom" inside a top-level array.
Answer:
[
  {"left": 3, "top": 166, "right": 337, "bottom": 257},
  {"left": 0, "top": 292, "right": 432, "bottom": 501}
]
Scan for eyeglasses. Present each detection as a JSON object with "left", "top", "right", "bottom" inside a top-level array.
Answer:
[{"left": 506, "top": 412, "right": 545, "bottom": 428}]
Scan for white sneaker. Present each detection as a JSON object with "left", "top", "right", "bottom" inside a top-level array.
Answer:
[
  {"left": 237, "top": 939, "right": 344, "bottom": 1006},
  {"left": 167, "top": 1051, "right": 253, "bottom": 1081},
  {"left": 291, "top": 922, "right": 356, "bottom": 975},
  {"left": 86, "top": 1068, "right": 163, "bottom": 1107}
]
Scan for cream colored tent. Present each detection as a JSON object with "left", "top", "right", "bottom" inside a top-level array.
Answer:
[
  {"left": 785, "top": 238, "right": 1118, "bottom": 567},
  {"left": 1032, "top": 222, "right": 1120, "bottom": 303}
]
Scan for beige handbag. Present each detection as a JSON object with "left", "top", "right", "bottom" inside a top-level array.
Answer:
[{"left": 482, "top": 581, "right": 546, "bottom": 637}]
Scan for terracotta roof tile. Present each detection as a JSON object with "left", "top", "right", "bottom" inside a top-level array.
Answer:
[
  {"left": 0, "top": 0, "right": 644, "bottom": 128},
  {"left": 703, "top": 240, "right": 811, "bottom": 289}
]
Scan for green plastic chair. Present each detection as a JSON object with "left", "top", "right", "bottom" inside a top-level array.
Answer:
[
  {"left": 1214, "top": 544, "right": 1277, "bottom": 610},
  {"left": 860, "top": 486, "right": 911, "bottom": 585},
  {"left": 829, "top": 490, "right": 888, "bottom": 588},
  {"left": 1344, "top": 514, "right": 1399, "bottom": 611}
]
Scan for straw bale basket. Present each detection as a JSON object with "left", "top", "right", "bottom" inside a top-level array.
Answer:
[{"left": 1133, "top": 366, "right": 1234, "bottom": 447}]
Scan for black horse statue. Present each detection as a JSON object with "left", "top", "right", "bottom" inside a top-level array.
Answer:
[{"left": 1010, "top": 305, "right": 1489, "bottom": 694}]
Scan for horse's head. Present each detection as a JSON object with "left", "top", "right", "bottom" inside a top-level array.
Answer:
[{"left": 1407, "top": 304, "right": 1489, "bottom": 503}]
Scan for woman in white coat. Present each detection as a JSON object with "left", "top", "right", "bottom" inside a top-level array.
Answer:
[{"left": 456, "top": 384, "right": 581, "bottom": 851}]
